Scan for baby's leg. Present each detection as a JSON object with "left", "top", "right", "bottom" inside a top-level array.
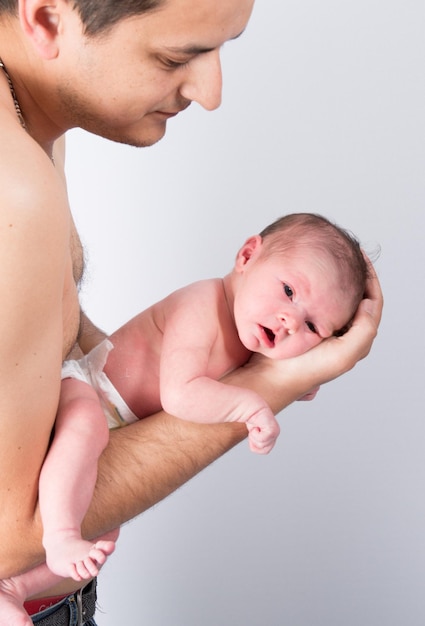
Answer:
[
  {"left": 39, "top": 378, "right": 115, "bottom": 581},
  {"left": 0, "top": 563, "right": 62, "bottom": 626}
]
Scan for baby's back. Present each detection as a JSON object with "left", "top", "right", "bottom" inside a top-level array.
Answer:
[{"left": 104, "top": 305, "right": 164, "bottom": 419}]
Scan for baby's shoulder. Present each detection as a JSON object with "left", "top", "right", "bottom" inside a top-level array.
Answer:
[
  {"left": 163, "top": 278, "right": 224, "bottom": 321},
  {"left": 181, "top": 277, "right": 224, "bottom": 305}
]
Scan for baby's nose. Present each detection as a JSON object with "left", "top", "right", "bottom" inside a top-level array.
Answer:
[{"left": 280, "top": 309, "right": 303, "bottom": 335}]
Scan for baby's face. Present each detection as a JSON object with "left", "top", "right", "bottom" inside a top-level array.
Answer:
[{"left": 233, "top": 244, "right": 354, "bottom": 360}]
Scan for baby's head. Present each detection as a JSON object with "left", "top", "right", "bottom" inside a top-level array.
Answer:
[{"left": 258, "top": 213, "right": 369, "bottom": 335}]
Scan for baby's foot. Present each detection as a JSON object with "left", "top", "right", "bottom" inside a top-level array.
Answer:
[
  {"left": 45, "top": 534, "right": 116, "bottom": 582},
  {"left": 0, "top": 578, "right": 32, "bottom": 626}
]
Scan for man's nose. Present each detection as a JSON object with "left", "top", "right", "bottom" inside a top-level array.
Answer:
[{"left": 179, "top": 49, "right": 223, "bottom": 111}]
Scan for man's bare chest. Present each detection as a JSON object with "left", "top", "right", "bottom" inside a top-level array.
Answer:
[{"left": 62, "top": 220, "right": 85, "bottom": 359}]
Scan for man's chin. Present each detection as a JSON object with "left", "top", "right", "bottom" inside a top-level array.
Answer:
[
  {"left": 129, "top": 116, "right": 169, "bottom": 147},
  {"left": 119, "top": 133, "right": 165, "bottom": 149},
  {"left": 84, "top": 119, "right": 168, "bottom": 148},
  {"left": 108, "top": 128, "right": 167, "bottom": 149}
]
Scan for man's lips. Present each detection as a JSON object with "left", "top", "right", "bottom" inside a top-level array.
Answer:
[
  {"left": 151, "top": 111, "right": 177, "bottom": 120},
  {"left": 156, "top": 102, "right": 191, "bottom": 117},
  {"left": 156, "top": 110, "right": 179, "bottom": 118}
]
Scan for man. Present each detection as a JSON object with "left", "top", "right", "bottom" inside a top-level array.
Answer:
[{"left": 0, "top": 1, "right": 382, "bottom": 624}]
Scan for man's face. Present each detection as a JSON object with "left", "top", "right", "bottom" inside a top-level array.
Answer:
[{"left": 54, "top": 0, "right": 255, "bottom": 146}]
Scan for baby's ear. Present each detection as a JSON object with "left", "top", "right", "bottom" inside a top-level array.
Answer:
[
  {"left": 234, "top": 235, "right": 263, "bottom": 272},
  {"left": 19, "top": 0, "right": 64, "bottom": 59}
]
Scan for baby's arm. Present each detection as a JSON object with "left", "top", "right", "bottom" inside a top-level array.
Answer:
[
  {"left": 159, "top": 299, "right": 279, "bottom": 453},
  {"left": 164, "top": 364, "right": 279, "bottom": 454}
]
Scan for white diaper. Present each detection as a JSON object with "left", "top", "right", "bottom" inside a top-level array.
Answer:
[{"left": 61, "top": 339, "right": 139, "bottom": 430}]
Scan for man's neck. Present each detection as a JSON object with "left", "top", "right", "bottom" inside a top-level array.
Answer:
[{"left": 0, "top": 18, "right": 67, "bottom": 155}]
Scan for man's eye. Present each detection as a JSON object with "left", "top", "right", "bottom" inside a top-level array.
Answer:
[
  {"left": 283, "top": 284, "right": 293, "bottom": 299},
  {"left": 163, "top": 58, "right": 190, "bottom": 69},
  {"left": 306, "top": 321, "right": 317, "bottom": 334}
]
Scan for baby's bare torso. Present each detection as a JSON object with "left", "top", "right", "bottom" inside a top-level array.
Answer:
[{"left": 105, "top": 278, "right": 251, "bottom": 419}]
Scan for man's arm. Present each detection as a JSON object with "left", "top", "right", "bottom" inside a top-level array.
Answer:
[
  {"left": 86, "top": 414, "right": 247, "bottom": 537},
  {"left": 3, "top": 257, "right": 382, "bottom": 575},
  {"left": 80, "top": 262, "right": 382, "bottom": 539}
]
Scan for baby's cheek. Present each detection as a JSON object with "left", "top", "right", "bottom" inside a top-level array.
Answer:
[
  {"left": 291, "top": 334, "right": 318, "bottom": 357},
  {"left": 308, "top": 333, "right": 324, "bottom": 351}
]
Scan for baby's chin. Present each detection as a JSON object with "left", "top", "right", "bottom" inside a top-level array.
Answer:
[{"left": 261, "top": 342, "right": 318, "bottom": 361}]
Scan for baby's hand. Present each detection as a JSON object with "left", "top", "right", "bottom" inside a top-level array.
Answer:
[{"left": 246, "top": 407, "right": 280, "bottom": 455}]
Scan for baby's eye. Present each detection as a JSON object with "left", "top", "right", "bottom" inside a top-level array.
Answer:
[
  {"left": 283, "top": 284, "right": 293, "bottom": 299},
  {"left": 306, "top": 321, "right": 317, "bottom": 334}
]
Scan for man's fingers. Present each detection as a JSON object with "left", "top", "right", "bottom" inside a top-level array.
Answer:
[{"left": 361, "top": 252, "right": 384, "bottom": 327}]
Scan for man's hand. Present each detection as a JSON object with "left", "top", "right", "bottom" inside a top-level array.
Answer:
[
  {"left": 225, "top": 255, "right": 383, "bottom": 415},
  {"left": 297, "top": 386, "right": 320, "bottom": 402}
]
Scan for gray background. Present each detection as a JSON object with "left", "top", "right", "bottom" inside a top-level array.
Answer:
[{"left": 65, "top": 0, "right": 425, "bottom": 624}]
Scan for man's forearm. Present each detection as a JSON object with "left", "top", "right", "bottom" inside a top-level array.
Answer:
[
  {"left": 82, "top": 411, "right": 247, "bottom": 539},
  {"left": 0, "top": 350, "right": 345, "bottom": 576},
  {"left": 82, "top": 354, "right": 318, "bottom": 538},
  {"left": 0, "top": 411, "right": 245, "bottom": 576},
  {"left": 82, "top": 299, "right": 381, "bottom": 539}
]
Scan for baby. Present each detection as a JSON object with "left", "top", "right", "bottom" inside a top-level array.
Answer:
[{"left": 0, "top": 213, "right": 369, "bottom": 625}]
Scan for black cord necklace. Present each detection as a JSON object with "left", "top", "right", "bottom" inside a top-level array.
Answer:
[
  {"left": 0, "top": 56, "right": 55, "bottom": 164},
  {"left": 0, "top": 56, "right": 27, "bottom": 130}
]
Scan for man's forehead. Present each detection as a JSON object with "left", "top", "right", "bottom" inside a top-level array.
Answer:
[{"left": 133, "top": 0, "right": 253, "bottom": 38}]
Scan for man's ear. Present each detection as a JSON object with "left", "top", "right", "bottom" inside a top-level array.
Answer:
[
  {"left": 19, "top": 0, "right": 63, "bottom": 59},
  {"left": 234, "top": 235, "right": 263, "bottom": 272}
]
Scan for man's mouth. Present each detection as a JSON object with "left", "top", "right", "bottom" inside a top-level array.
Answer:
[
  {"left": 157, "top": 102, "right": 191, "bottom": 117},
  {"left": 155, "top": 110, "right": 179, "bottom": 119},
  {"left": 261, "top": 326, "right": 276, "bottom": 347}
]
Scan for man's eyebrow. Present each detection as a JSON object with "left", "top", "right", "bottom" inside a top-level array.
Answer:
[{"left": 163, "top": 29, "right": 245, "bottom": 56}]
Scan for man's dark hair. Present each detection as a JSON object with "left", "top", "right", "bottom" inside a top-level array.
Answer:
[{"left": 0, "top": 0, "right": 164, "bottom": 36}]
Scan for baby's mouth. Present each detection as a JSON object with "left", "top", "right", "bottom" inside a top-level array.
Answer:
[{"left": 262, "top": 326, "right": 276, "bottom": 347}]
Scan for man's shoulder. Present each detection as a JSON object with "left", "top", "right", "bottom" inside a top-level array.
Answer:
[{"left": 0, "top": 112, "right": 68, "bottom": 222}]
